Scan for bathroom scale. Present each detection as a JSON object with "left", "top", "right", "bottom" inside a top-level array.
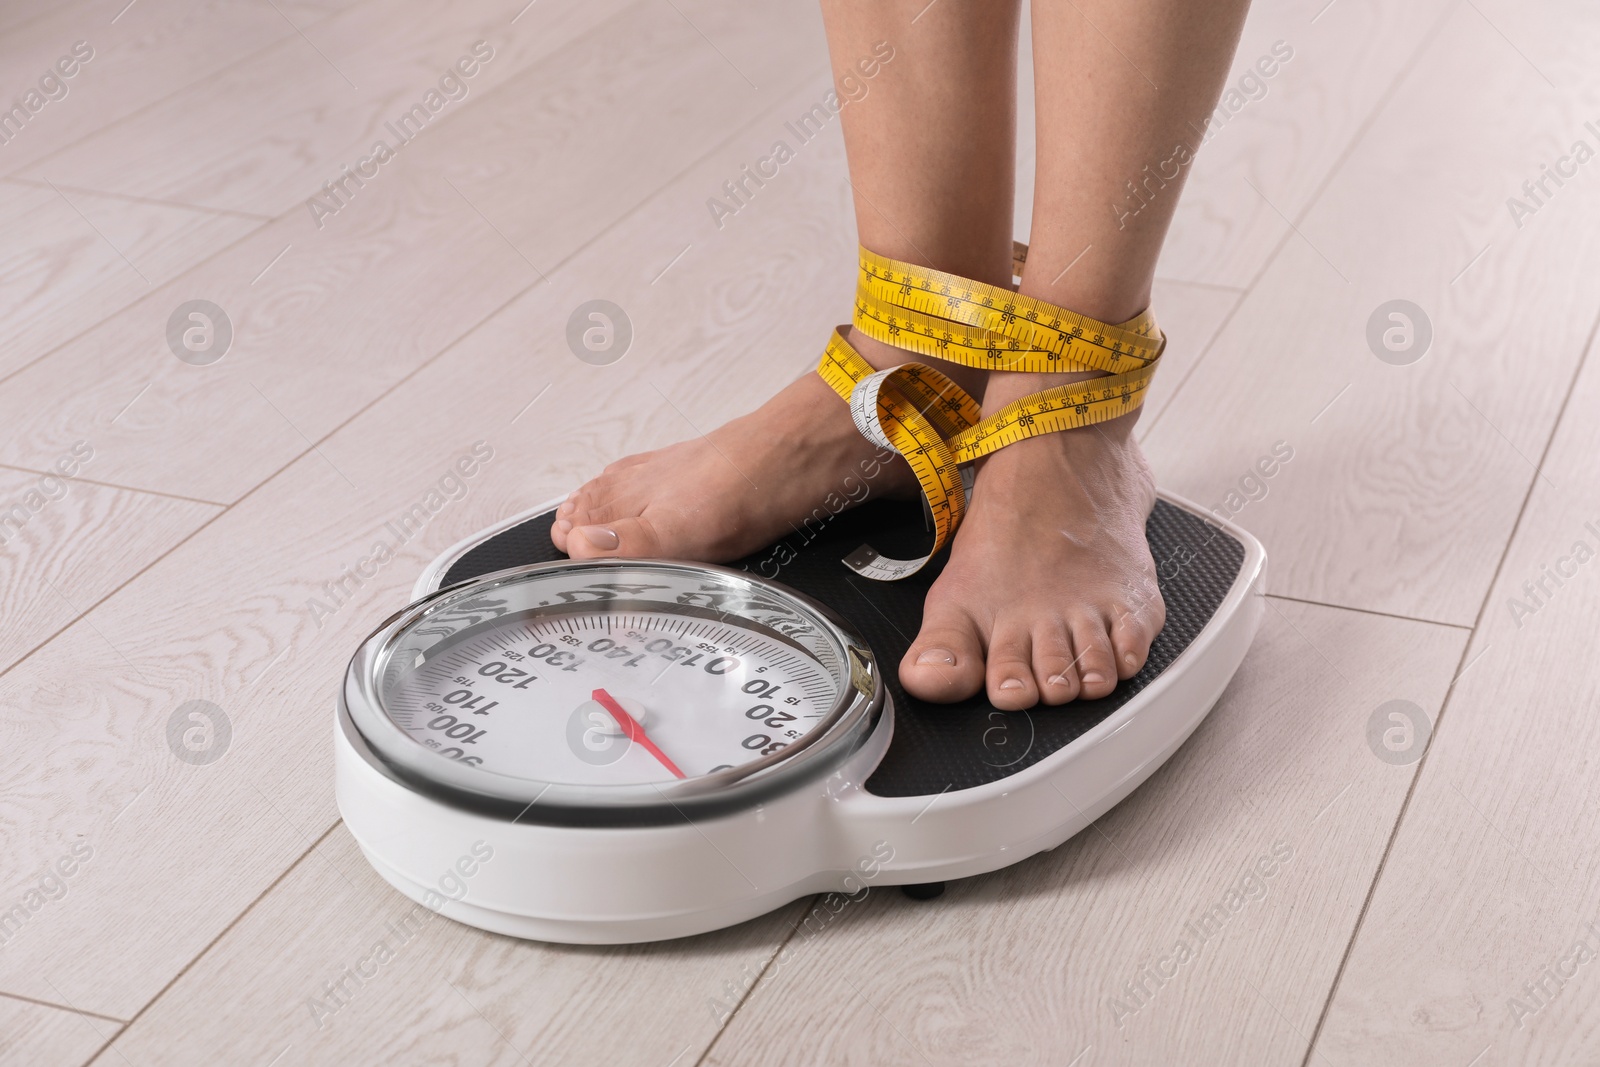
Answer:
[{"left": 335, "top": 492, "right": 1265, "bottom": 944}]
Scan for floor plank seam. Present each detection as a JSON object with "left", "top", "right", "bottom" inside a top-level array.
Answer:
[
  {"left": 0, "top": 463, "right": 229, "bottom": 507},
  {"left": 2, "top": 177, "right": 275, "bottom": 221},
  {"left": 18, "top": 0, "right": 645, "bottom": 217},
  {"left": 1, "top": 0, "right": 613, "bottom": 384},
  {"left": 515, "top": 56, "right": 834, "bottom": 283},
  {"left": 7, "top": 0, "right": 381, "bottom": 188},
  {"left": 1263, "top": 592, "right": 1474, "bottom": 632},
  {"left": 692, "top": 905, "right": 813, "bottom": 1067},
  {"left": 0, "top": 988, "right": 128, "bottom": 1026},
  {"left": 1137, "top": 251, "right": 1269, "bottom": 438},
  {"left": 0, "top": 1, "right": 95, "bottom": 42},
  {"left": 1141, "top": 0, "right": 1464, "bottom": 441},
  {"left": 0, "top": 215, "right": 273, "bottom": 392},
  {"left": 1152, "top": 275, "right": 1248, "bottom": 294},
  {"left": 1296, "top": 297, "right": 1600, "bottom": 1067},
  {"left": 0, "top": 436, "right": 314, "bottom": 689},
  {"left": 0, "top": 18, "right": 828, "bottom": 402},
  {"left": 76, "top": 820, "right": 345, "bottom": 1067}
]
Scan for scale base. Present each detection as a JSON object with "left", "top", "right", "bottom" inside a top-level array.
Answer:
[{"left": 337, "top": 491, "right": 1266, "bottom": 943}]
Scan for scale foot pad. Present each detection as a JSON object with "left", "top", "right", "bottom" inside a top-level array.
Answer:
[{"left": 901, "top": 882, "right": 946, "bottom": 901}]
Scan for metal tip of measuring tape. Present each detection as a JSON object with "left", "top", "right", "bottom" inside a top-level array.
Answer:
[
  {"left": 842, "top": 545, "right": 931, "bottom": 581},
  {"left": 843, "top": 545, "right": 879, "bottom": 570}
]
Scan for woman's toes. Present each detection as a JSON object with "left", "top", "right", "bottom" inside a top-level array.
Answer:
[
  {"left": 552, "top": 491, "right": 594, "bottom": 552},
  {"left": 1110, "top": 605, "right": 1159, "bottom": 679},
  {"left": 900, "top": 605, "right": 985, "bottom": 704},
  {"left": 1069, "top": 617, "right": 1119, "bottom": 700},
  {"left": 984, "top": 623, "right": 1039, "bottom": 710},
  {"left": 558, "top": 487, "right": 596, "bottom": 520},
  {"left": 564, "top": 515, "right": 664, "bottom": 559},
  {"left": 1030, "top": 623, "right": 1081, "bottom": 706}
]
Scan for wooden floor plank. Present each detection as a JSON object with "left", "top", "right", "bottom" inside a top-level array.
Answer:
[
  {"left": 1140, "top": 278, "right": 1242, "bottom": 434},
  {"left": 0, "top": 605, "right": 314, "bottom": 1020},
  {"left": 89, "top": 826, "right": 806, "bottom": 1066},
  {"left": 0, "top": 464, "right": 219, "bottom": 678},
  {"left": 1156, "top": 0, "right": 1455, "bottom": 289},
  {"left": 701, "top": 601, "right": 1465, "bottom": 1066},
  {"left": 0, "top": 995, "right": 121, "bottom": 1067},
  {"left": 0, "top": 0, "right": 826, "bottom": 505},
  {"left": 1311, "top": 89, "right": 1600, "bottom": 1067},
  {"left": 14, "top": 0, "right": 796, "bottom": 218},
  {"left": 0, "top": 1, "right": 91, "bottom": 37},
  {"left": 0, "top": 153, "right": 529, "bottom": 504},
  {"left": 0, "top": 0, "right": 329, "bottom": 179},
  {"left": 1140, "top": 1, "right": 1600, "bottom": 626},
  {"left": 1009, "top": 0, "right": 1454, "bottom": 291},
  {"left": 0, "top": 179, "right": 260, "bottom": 380}
]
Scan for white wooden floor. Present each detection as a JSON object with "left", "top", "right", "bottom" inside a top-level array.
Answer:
[{"left": 1, "top": 0, "right": 1595, "bottom": 1063}]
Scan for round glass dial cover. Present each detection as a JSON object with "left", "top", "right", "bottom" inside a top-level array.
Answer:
[{"left": 343, "top": 560, "right": 878, "bottom": 814}]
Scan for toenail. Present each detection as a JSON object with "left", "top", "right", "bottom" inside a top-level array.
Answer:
[
  {"left": 1123, "top": 653, "right": 1138, "bottom": 669},
  {"left": 553, "top": 518, "right": 572, "bottom": 535},
  {"left": 1047, "top": 673, "right": 1072, "bottom": 687},
  {"left": 578, "top": 525, "right": 619, "bottom": 550},
  {"left": 916, "top": 648, "right": 956, "bottom": 666},
  {"left": 557, "top": 500, "right": 575, "bottom": 515},
  {"left": 999, "top": 678, "right": 1024, "bottom": 691},
  {"left": 1081, "top": 671, "right": 1106, "bottom": 686}
]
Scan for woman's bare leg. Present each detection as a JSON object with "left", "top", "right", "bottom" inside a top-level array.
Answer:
[
  {"left": 556, "top": 0, "right": 1251, "bottom": 711},
  {"left": 899, "top": 0, "right": 1252, "bottom": 709},
  {"left": 552, "top": 1, "right": 1020, "bottom": 563},
  {"left": 821, "top": 0, "right": 1021, "bottom": 306}
]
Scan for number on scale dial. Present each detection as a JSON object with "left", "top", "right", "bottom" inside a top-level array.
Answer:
[{"left": 386, "top": 610, "right": 840, "bottom": 785}]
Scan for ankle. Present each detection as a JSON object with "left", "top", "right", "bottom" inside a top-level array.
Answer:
[{"left": 1016, "top": 266, "right": 1152, "bottom": 327}]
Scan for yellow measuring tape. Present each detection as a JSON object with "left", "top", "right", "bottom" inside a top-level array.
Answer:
[{"left": 817, "top": 242, "right": 1164, "bottom": 580}]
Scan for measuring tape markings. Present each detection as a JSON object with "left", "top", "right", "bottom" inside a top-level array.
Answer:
[
  {"left": 817, "top": 244, "right": 1165, "bottom": 579},
  {"left": 856, "top": 249, "right": 1161, "bottom": 372},
  {"left": 818, "top": 331, "right": 975, "bottom": 580},
  {"left": 850, "top": 293, "right": 1156, "bottom": 378}
]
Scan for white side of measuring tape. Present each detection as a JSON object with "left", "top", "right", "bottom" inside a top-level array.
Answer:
[
  {"left": 847, "top": 366, "right": 896, "bottom": 452},
  {"left": 844, "top": 368, "right": 941, "bottom": 582}
]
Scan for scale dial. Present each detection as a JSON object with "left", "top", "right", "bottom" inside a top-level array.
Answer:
[{"left": 341, "top": 560, "right": 882, "bottom": 822}]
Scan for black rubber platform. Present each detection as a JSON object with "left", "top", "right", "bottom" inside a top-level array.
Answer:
[{"left": 440, "top": 498, "right": 1244, "bottom": 798}]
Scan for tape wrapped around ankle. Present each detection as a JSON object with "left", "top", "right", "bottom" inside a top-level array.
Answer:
[
  {"left": 834, "top": 346, "right": 971, "bottom": 580},
  {"left": 816, "top": 242, "right": 1164, "bottom": 580},
  {"left": 846, "top": 366, "right": 897, "bottom": 451}
]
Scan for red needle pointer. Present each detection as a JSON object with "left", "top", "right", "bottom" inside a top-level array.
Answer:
[{"left": 591, "top": 688, "right": 686, "bottom": 779}]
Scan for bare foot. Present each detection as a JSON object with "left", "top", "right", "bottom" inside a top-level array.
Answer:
[
  {"left": 899, "top": 371, "right": 1166, "bottom": 710},
  {"left": 551, "top": 332, "right": 934, "bottom": 562}
]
